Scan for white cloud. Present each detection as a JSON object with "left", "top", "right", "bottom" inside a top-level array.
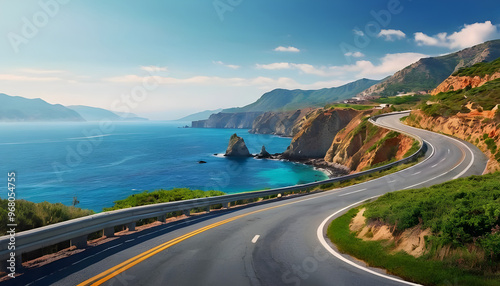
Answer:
[
  {"left": 414, "top": 21, "right": 499, "bottom": 49},
  {"left": 356, "top": 52, "right": 427, "bottom": 78},
  {"left": 344, "top": 51, "right": 365, "bottom": 58},
  {"left": 255, "top": 52, "right": 427, "bottom": 79},
  {"left": 0, "top": 74, "right": 62, "bottom": 82},
  {"left": 353, "top": 29, "right": 365, "bottom": 37},
  {"left": 213, "top": 60, "right": 240, "bottom": 69},
  {"left": 17, "top": 68, "right": 65, "bottom": 74},
  {"left": 255, "top": 62, "right": 292, "bottom": 70},
  {"left": 273, "top": 46, "right": 300, "bottom": 52},
  {"left": 103, "top": 73, "right": 348, "bottom": 91},
  {"left": 140, "top": 66, "right": 167, "bottom": 72},
  {"left": 378, "top": 29, "right": 406, "bottom": 41}
]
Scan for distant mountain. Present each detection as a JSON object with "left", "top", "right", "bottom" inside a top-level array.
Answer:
[
  {"left": 112, "top": 111, "right": 148, "bottom": 121},
  {"left": 223, "top": 78, "right": 380, "bottom": 113},
  {"left": 67, "top": 105, "right": 122, "bottom": 121},
  {"left": 177, "top": 108, "right": 223, "bottom": 121},
  {"left": 0, "top": 93, "right": 84, "bottom": 122},
  {"left": 357, "top": 39, "right": 500, "bottom": 97},
  {"left": 67, "top": 105, "right": 148, "bottom": 121}
]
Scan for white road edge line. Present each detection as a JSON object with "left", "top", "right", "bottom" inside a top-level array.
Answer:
[
  {"left": 251, "top": 235, "right": 260, "bottom": 244},
  {"left": 317, "top": 197, "right": 422, "bottom": 286},
  {"left": 338, "top": 188, "right": 367, "bottom": 197}
]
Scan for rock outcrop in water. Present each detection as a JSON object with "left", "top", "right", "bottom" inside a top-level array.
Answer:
[
  {"left": 256, "top": 145, "right": 271, "bottom": 159},
  {"left": 225, "top": 133, "right": 251, "bottom": 157}
]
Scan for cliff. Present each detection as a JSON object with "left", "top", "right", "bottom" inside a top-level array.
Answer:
[
  {"left": 192, "top": 112, "right": 263, "bottom": 129},
  {"left": 225, "top": 134, "right": 251, "bottom": 157},
  {"left": 282, "top": 108, "right": 361, "bottom": 159},
  {"left": 249, "top": 108, "right": 313, "bottom": 137},
  {"left": 431, "top": 72, "right": 500, "bottom": 95},
  {"left": 324, "top": 111, "right": 415, "bottom": 172},
  {"left": 357, "top": 40, "right": 500, "bottom": 97},
  {"left": 405, "top": 110, "right": 500, "bottom": 172},
  {"left": 431, "top": 57, "right": 500, "bottom": 94}
]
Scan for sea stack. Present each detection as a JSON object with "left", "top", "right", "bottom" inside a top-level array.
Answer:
[
  {"left": 225, "top": 133, "right": 251, "bottom": 157},
  {"left": 256, "top": 145, "right": 271, "bottom": 159}
]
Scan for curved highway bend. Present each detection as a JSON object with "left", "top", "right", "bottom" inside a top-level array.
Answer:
[{"left": 7, "top": 112, "right": 488, "bottom": 286}]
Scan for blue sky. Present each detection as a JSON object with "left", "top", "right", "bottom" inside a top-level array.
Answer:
[{"left": 0, "top": 0, "right": 499, "bottom": 120}]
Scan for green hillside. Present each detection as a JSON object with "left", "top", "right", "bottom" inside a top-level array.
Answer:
[
  {"left": 421, "top": 78, "right": 500, "bottom": 118},
  {"left": 224, "top": 78, "right": 380, "bottom": 113},
  {"left": 359, "top": 39, "right": 500, "bottom": 97},
  {"left": 329, "top": 173, "right": 500, "bottom": 285},
  {"left": 452, "top": 57, "right": 500, "bottom": 77}
]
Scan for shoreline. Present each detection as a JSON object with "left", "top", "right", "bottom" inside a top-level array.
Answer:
[{"left": 251, "top": 153, "right": 350, "bottom": 179}]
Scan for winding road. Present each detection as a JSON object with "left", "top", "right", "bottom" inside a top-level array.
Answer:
[{"left": 7, "top": 112, "right": 488, "bottom": 286}]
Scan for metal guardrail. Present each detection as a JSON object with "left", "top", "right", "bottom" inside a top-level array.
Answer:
[{"left": 0, "top": 111, "right": 425, "bottom": 262}]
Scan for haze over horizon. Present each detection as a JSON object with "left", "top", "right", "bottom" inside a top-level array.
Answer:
[{"left": 0, "top": 0, "right": 499, "bottom": 120}]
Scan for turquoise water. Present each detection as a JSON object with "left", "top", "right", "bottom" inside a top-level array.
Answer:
[{"left": 0, "top": 121, "right": 327, "bottom": 211}]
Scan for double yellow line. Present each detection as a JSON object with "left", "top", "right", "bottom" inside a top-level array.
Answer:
[{"left": 78, "top": 201, "right": 297, "bottom": 285}]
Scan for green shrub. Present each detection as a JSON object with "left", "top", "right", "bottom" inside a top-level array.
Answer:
[
  {"left": 104, "top": 188, "right": 225, "bottom": 211},
  {"left": 0, "top": 200, "right": 94, "bottom": 235},
  {"left": 364, "top": 173, "right": 500, "bottom": 261}
]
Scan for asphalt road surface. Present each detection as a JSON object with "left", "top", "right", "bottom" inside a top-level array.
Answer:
[{"left": 6, "top": 112, "right": 488, "bottom": 286}]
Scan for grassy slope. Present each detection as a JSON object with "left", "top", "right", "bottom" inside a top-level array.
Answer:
[
  {"left": 329, "top": 173, "right": 500, "bottom": 285},
  {"left": 421, "top": 78, "right": 500, "bottom": 118},
  {"left": 452, "top": 57, "right": 500, "bottom": 77}
]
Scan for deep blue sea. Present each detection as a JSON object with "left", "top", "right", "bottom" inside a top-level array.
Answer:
[{"left": 0, "top": 121, "right": 327, "bottom": 212}]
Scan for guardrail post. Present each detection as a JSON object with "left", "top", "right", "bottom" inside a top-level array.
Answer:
[
  {"left": 157, "top": 215, "right": 166, "bottom": 223},
  {"left": 71, "top": 235, "right": 88, "bottom": 249},
  {"left": 183, "top": 209, "right": 191, "bottom": 217},
  {"left": 127, "top": 222, "right": 136, "bottom": 231},
  {"left": 103, "top": 227, "right": 115, "bottom": 238},
  {"left": 223, "top": 202, "right": 230, "bottom": 209},
  {"left": 205, "top": 206, "right": 211, "bottom": 213}
]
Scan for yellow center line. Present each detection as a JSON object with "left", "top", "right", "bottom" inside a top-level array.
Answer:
[{"left": 77, "top": 199, "right": 301, "bottom": 286}]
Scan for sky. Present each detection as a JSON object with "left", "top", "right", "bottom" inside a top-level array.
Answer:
[{"left": 0, "top": 0, "right": 499, "bottom": 120}]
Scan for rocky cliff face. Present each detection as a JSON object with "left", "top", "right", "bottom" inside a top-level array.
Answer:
[
  {"left": 431, "top": 72, "right": 500, "bottom": 95},
  {"left": 192, "top": 112, "right": 263, "bottom": 129},
  {"left": 282, "top": 108, "right": 361, "bottom": 159},
  {"left": 225, "top": 133, "right": 251, "bottom": 157},
  {"left": 405, "top": 110, "right": 500, "bottom": 172},
  {"left": 249, "top": 108, "right": 313, "bottom": 137},
  {"left": 324, "top": 111, "right": 415, "bottom": 172}
]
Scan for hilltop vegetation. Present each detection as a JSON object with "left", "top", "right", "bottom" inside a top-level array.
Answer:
[{"left": 453, "top": 57, "right": 500, "bottom": 77}]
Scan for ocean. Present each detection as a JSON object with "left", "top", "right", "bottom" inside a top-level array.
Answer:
[{"left": 0, "top": 121, "right": 328, "bottom": 212}]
